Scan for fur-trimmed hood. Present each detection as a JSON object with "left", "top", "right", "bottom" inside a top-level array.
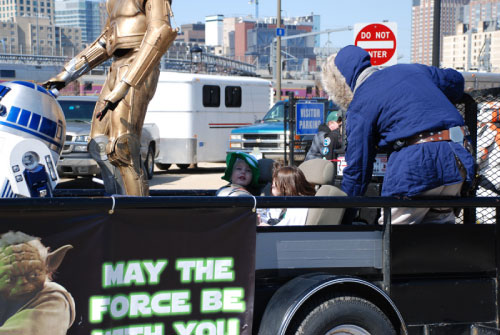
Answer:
[{"left": 321, "top": 45, "right": 372, "bottom": 110}]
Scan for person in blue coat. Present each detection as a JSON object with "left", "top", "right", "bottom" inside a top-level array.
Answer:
[{"left": 321, "top": 45, "right": 475, "bottom": 224}]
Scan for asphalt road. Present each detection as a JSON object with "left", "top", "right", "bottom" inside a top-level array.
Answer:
[{"left": 56, "top": 162, "right": 228, "bottom": 191}]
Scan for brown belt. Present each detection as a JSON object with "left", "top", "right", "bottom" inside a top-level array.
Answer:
[{"left": 404, "top": 126, "right": 467, "bottom": 146}]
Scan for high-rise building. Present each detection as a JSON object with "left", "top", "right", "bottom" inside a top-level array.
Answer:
[
  {"left": 0, "top": 0, "right": 82, "bottom": 56},
  {"left": 458, "top": 0, "right": 500, "bottom": 31},
  {"left": 411, "top": 0, "right": 466, "bottom": 65},
  {"left": 55, "top": 0, "right": 104, "bottom": 44},
  {"left": 0, "top": 0, "right": 55, "bottom": 23},
  {"left": 205, "top": 14, "right": 223, "bottom": 47},
  {"left": 442, "top": 1, "right": 500, "bottom": 72}
]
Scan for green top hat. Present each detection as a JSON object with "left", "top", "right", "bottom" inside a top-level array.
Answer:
[{"left": 222, "top": 151, "right": 260, "bottom": 187}]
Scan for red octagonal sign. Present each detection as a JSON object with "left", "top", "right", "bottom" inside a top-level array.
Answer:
[{"left": 355, "top": 23, "right": 396, "bottom": 66}]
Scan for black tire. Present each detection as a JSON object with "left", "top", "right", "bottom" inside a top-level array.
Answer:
[
  {"left": 292, "top": 296, "right": 396, "bottom": 335},
  {"left": 144, "top": 145, "right": 155, "bottom": 180},
  {"left": 177, "top": 164, "right": 190, "bottom": 170},
  {"left": 155, "top": 163, "right": 171, "bottom": 171}
]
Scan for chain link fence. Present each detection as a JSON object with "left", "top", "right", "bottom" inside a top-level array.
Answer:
[{"left": 464, "top": 88, "right": 500, "bottom": 224}]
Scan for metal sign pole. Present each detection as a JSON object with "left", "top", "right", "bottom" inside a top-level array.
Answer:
[
  {"left": 288, "top": 92, "right": 295, "bottom": 165},
  {"left": 276, "top": 0, "right": 282, "bottom": 101}
]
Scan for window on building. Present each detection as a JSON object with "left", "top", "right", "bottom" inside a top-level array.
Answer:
[{"left": 0, "top": 70, "right": 16, "bottom": 78}]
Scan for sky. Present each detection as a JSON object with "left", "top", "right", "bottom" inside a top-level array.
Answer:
[{"left": 171, "top": 0, "right": 413, "bottom": 63}]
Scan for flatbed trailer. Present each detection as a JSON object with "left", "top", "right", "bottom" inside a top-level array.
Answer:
[
  {"left": 2, "top": 86, "right": 500, "bottom": 335},
  {"left": 2, "top": 193, "right": 499, "bottom": 335}
]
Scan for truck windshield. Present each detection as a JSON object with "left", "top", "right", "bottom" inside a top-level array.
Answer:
[
  {"left": 59, "top": 100, "right": 96, "bottom": 122},
  {"left": 262, "top": 102, "right": 288, "bottom": 122}
]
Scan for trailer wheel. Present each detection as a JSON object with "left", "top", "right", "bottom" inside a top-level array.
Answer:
[
  {"left": 292, "top": 296, "right": 396, "bottom": 335},
  {"left": 155, "top": 163, "right": 171, "bottom": 171},
  {"left": 144, "top": 144, "right": 155, "bottom": 180}
]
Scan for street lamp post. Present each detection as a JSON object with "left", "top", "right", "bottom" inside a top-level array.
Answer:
[
  {"left": 276, "top": 0, "right": 281, "bottom": 101},
  {"left": 432, "top": 0, "right": 441, "bottom": 67},
  {"left": 190, "top": 45, "right": 203, "bottom": 73}
]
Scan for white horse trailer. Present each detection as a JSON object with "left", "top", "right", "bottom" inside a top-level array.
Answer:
[{"left": 145, "top": 72, "right": 273, "bottom": 169}]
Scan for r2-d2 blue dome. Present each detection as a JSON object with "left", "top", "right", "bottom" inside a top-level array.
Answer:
[
  {"left": 0, "top": 81, "right": 66, "bottom": 163},
  {"left": 0, "top": 81, "right": 66, "bottom": 198}
]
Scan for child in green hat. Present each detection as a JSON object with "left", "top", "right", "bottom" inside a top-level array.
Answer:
[{"left": 217, "top": 152, "right": 260, "bottom": 196}]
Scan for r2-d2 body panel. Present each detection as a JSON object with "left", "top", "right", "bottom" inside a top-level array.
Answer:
[
  {"left": 0, "top": 136, "right": 59, "bottom": 198},
  {"left": 0, "top": 81, "right": 66, "bottom": 198}
]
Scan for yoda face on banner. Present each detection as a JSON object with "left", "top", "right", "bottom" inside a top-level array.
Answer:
[
  {"left": 0, "top": 231, "right": 72, "bottom": 299},
  {"left": 0, "top": 231, "right": 76, "bottom": 335}
]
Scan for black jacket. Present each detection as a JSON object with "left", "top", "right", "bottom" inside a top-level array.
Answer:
[{"left": 305, "top": 124, "right": 341, "bottom": 161}]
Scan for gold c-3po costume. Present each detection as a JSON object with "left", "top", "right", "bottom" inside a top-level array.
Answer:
[{"left": 44, "top": 0, "right": 177, "bottom": 196}]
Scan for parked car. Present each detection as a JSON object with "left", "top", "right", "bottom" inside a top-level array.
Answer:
[
  {"left": 56, "top": 96, "right": 160, "bottom": 179},
  {"left": 227, "top": 100, "right": 314, "bottom": 162}
]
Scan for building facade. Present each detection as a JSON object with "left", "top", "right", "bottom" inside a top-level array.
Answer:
[
  {"left": 0, "top": 0, "right": 55, "bottom": 22},
  {"left": 175, "top": 23, "right": 205, "bottom": 44},
  {"left": 0, "top": 0, "right": 84, "bottom": 55},
  {"left": 219, "top": 15, "right": 317, "bottom": 72},
  {"left": 441, "top": 1, "right": 500, "bottom": 72},
  {"left": 54, "top": 0, "right": 105, "bottom": 44},
  {"left": 205, "top": 14, "right": 223, "bottom": 47},
  {"left": 411, "top": 0, "right": 467, "bottom": 65}
]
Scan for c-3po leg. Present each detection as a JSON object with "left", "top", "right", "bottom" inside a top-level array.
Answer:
[{"left": 88, "top": 135, "right": 125, "bottom": 195}]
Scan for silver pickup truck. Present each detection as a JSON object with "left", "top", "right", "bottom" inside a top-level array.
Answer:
[{"left": 57, "top": 96, "right": 160, "bottom": 179}]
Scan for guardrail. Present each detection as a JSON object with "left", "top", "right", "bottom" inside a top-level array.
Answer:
[{"left": 3, "top": 193, "right": 500, "bottom": 212}]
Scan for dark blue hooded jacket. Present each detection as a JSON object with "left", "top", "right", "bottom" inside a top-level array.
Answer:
[{"left": 336, "top": 45, "right": 475, "bottom": 197}]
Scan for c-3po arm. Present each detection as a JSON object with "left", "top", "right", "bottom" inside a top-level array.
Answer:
[
  {"left": 44, "top": 28, "right": 111, "bottom": 90},
  {"left": 121, "top": 0, "right": 178, "bottom": 88}
]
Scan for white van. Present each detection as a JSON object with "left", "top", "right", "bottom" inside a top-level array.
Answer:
[{"left": 145, "top": 72, "right": 273, "bottom": 170}]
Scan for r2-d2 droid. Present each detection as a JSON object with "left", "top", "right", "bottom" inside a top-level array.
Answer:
[{"left": 0, "top": 81, "right": 66, "bottom": 198}]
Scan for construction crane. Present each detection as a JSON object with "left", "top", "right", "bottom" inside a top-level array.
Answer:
[
  {"left": 270, "top": 26, "right": 353, "bottom": 80},
  {"left": 248, "top": 0, "right": 259, "bottom": 19}
]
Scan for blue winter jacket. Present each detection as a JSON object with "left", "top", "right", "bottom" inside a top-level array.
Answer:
[{"left": 336, "top": 46, "right": 475, "bottom": 197}]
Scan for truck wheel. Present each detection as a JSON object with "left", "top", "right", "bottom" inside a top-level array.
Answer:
[
  {"left": 155, "top": 163, "right": 171, "bottom": 171},
  {"left": 177, "top": 164, "right": 190, "bottom": 170},
  {"left": 292, "top": 296, "right": 396, "bottom": 335},
  {"left": 144, "top": 145, "right": 155, "bottom": 180}
]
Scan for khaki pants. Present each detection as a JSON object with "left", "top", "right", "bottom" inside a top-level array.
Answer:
[{"left": 379, "top": 182, "right": 464, "bottom": 225}]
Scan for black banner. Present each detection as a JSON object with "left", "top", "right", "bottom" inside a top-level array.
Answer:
[{"left": 0, "top": 204, "right": 256, "bottom": 335}]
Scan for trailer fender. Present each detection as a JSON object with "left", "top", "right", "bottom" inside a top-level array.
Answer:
[{"left": 257, "top": 273, "right": 407, "bottom": 335}]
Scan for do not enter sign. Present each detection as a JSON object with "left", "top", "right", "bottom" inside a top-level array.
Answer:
[{"left": 354, "top": 22, "right": 397, "bottom": 66}]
